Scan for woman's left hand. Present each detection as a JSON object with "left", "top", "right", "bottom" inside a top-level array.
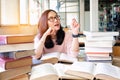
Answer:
[{"left": 71, "top": 18, "right": 80, "bottom": 35}]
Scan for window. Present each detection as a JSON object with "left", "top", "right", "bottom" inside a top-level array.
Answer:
[
  {"left": 49, "top": 0, "right": 80, "bottom": 28},
  {"left": 20, "top": 0, "right": 28, "bottom": 24},
  {"left": 20, "top": 0, "right": 42, "bottom": 25},
  {"left": 29, "top": 0, "right": 42, "bottom": 25}
]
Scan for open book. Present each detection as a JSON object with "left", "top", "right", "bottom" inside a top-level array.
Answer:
[
  {"left": 40, "top": 52, "right": 78, "bottom": 64},
  {"left": 29, "top": 63, "right": 83, "bottom": 80},
  {"left": 65, "top": 61, "right": 120, "bottom": 80}
]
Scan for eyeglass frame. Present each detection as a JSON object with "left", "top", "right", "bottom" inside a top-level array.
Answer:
[{"left": 48, "top": 15, "right": 60, "bottom": 22}]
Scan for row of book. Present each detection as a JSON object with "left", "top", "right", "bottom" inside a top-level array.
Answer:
[{"left": 83, "top": 31, "right": 119, "bottom": 64}]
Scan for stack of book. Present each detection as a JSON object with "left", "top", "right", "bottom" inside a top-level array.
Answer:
[
  {"left": 83, "top": 31, "right": 119, "bottom": 64},
  {"left": 0, "top": 34, "right": 35, "bottom": 79},
  {"left": 0, "top": 50, "right": 34, "bottom": 80}
]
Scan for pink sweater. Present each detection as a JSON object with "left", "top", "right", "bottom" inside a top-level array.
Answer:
[{"left": 34, "top": 32, "right": 78, "bottom": 57}]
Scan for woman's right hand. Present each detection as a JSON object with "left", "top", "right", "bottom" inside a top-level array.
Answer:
[{"left": 45, "top": 27, "right": 55, "bottom": 36}]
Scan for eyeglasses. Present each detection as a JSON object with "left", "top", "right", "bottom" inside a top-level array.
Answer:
[{"left": 48, "top": 15, "right": 60, "bottom": 22}]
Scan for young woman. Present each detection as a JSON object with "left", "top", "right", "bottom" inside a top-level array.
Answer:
[{"left": 34, "top": 9, "right": 80, "bottom": 59}]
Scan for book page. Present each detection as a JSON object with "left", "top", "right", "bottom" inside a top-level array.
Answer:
[
  {"left": 40, "top": 52, "right": 60, "bottom": 60},
  {"left": 53, "top": 63, "right": 82, "bottom": 79},
  {"left": 94, "top": 63, "right": 120, "bottom": 80},
  {"left": 65, "top": 62, "right": 95, "bottom": 79},
  {"left": 59, "top": 53, "right": 78, "bottom": 63},
  {"left": 30, "top": 63, "right": 59, "bottom": 80}
]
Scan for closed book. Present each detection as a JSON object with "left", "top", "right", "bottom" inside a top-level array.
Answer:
[
  {"left": 10, "top": 50, "right": 34, "bottom": 59},
  {"left": 0, "top": 66, "right": 31, "bottom": 80},
  {"left": 85, "top": 40, "right": 115, "bottom": 47},
  {"left": 0, "top": 50, "right": 34, "bottom": 59},
  {"left": 10, "top": 74, "right": 29, "bottom": 80},
  {"left": 85, "top": 55, "right": 113, "bottom": 64},
  {"left": 85, "top": 36, "right": 114, "bottom": 41},
  {"left": 85, "top": 47, "right": 112, "bottom": 53},
  {"left": 83, "top": 31, "right": 119, "bottom": 37},
  {"left": 0, "top": 56, "right": 32, "bottom": 70},
  {"left": 0, "top": 34, "right": 35, "bottom": 44},
  {"left": 86, "top": 55, "right": 112, "bottom": 61},
  {"left": 0, "top": 43, "right": 34, "bottom": 53},
  {"left": 86, "top": 52, "right": 110, "bottom": 57}
]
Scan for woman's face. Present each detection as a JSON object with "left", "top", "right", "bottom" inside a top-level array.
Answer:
[{"left": 47, "top": 11, "right": 60, "bottom": 31}]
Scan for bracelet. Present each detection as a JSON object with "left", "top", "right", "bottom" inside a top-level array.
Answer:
[{"left": 72, "top": 34, "right": 79, "bottom": 38}]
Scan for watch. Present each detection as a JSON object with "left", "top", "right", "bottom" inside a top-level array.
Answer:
[{"left": 72, "top": 34, "right": 79, "bottom": 38}]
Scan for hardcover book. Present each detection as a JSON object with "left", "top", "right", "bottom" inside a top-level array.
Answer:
[
  {"left": 0, "top": 50, "right": 34, "bottom": 59},
  {"left": 0, "top": 66, "right": 31, "bottom": 80},
  {"left": 0, "top": 56, "right": 32, "bottom": 70},
  {"left": 86, "top": 55, "right": 113, "bottom": 63},
  {"left": 10, "top": 73, "right": 29, "bottom": 80},
  {"left": 0, "top": 43, "right": 34, "bottom": 53},
  {"left": 83, "top": 31, "right": 119, "bottom": 37},
  {"left": 85, "top": 36, "right": 114, "bottom": 41},
  {"left": 85, "top": 47, "right": 112, "bottom": 53},
  {"left": 0, "top": 34, "right": 35, "bottom": 44},
  {"left": 86, "top": 52, "right": 110, "bottom": 57},
  {"left": 85, "top": 40, "right": 115, "bottom": 47}
]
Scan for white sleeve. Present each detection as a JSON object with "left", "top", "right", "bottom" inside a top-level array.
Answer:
[{"left": 34, "top": 35, "right": 40, "bottom": 49}]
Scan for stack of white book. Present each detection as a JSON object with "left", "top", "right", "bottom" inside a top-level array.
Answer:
[{"left": 83, "top": 31, "right": 119, "bottom": 64}]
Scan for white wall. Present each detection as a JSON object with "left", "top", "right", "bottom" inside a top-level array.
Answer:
[
  {"left": 1, "top": 0, "right": 19, "bottom": 25},
  {"left": 0, "top": 0, "right": 1, "bottom": 25}
]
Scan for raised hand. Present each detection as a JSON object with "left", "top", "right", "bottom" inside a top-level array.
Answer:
[{"left": 71, "top": 18, "right": 80, "bottom": 35}]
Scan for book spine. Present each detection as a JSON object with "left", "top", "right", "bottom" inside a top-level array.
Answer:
[
  {"left": 0, "top": 56, "right": 32, "bottom": 70},
  {"left": 0, "top": 36, "right": 7, "bottom": 45},
  {"left": 0, "top": 52, "right": 15, "bottom": 59}
]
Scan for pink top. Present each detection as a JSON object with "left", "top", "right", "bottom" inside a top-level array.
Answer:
[{"left": 34, "top": 32, "right": 78, "bottom": 57}]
